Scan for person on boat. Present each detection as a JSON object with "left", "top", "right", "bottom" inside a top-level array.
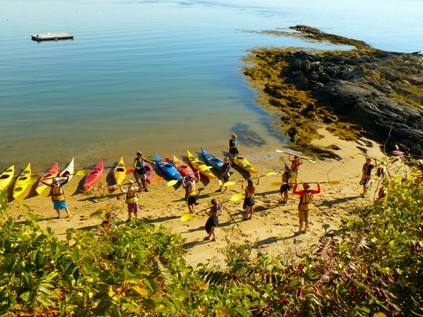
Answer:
[
  {"left": 133, "top": 151, "right": 157, "bottom": 192},
  {"left": 183, "top": 171, "right": 201, "bottom": 213},
  {"left": 219, "top": 157, "right": 231, "bottom": 193},
  {"left": 42, "top": 176, "right": 71, "bottom": 219},
  {"left": 293, "top": 182, "right": 321, "bottom": 234},
  {"left": 241, "top": 177, "right": 260, "bottom": 220},
  {"left": 289, "top": 155, "right": 302, "bottom": 185},
  {"left": 119, "top": 180, "right": 141, "bottom": 222},
  {"left": 228, "top": 134, "right": 239, "bottom": 166},
  {"left": 280, "top": 164, "right": 292, "bottom": 205},
  {"left": 204, "top": 199, "right": 224, "bottom": 242},
  {"left": 359, "top": 156, "right": 378, "bottom": 197}
]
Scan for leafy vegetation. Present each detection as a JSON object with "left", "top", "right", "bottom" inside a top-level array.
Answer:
[{"left": 0, "top": 163, "right": 422, "bottom": 316}]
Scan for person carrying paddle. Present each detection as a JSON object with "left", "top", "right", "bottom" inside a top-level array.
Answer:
[
  {"left": 133, "top": 151, "right": 156, "bottom": 192},
  {"left": 359, "top": 156, "right": 378, "bottom": 197},
  {"left": 119, "top": 180, "right": 141, "bottom": 222},
  {"left": 183, "top": 171, "right": 201, "bottom": 213},
  {"left": 242, "top": 177, "right": 260, "bottom": 220},
  {"left": 280, "top": 164, "right": 292, "bottom": 205},
  {"left": 204, "top": 199, "right": 224, "bottom": 241},
  {"left": 42, "top": 176, "right": 71, "bottom": 219},
  {"left": 293, "top": 182, "right": 321, "bottom": 234},
  {"left": 228, "top": 134, "right": 239, "bottom": 166},
  {"left": 289, "top": 155, "right": 302, "bottom": 185},
  {"left": 219, "top": 157, "right": 231, "bottom": 193}
]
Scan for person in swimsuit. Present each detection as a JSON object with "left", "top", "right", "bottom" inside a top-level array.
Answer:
[
  {"left": 293, "top": 182, "right": 321, "bottom": 234},
  {"left": 359, "top": 156, "right": 378, "bottom": 197},
  {"left": 241, "top": 177, "right": 260, "bottom": 220},
  {"left": 133, "top": 151, "right": 157, "bottom": 192},
  {"left": 119, "top": 180, "right": 141, "bottom": 222},
  {"left": 228, "top": 134, "right": 239, "bottom": 166},
  {"left": 219, "top": 157, "right": 231, "bottom": 193},
  {"left": 289, "top": 155, "right": 303, "bottom": 185},
  {"left": 280, "top": 164, "right": 292, "bottom": 205},
  {"left": 183, "top": 171, "right": 200, "bottom": 213},
  {"left": 41, "top": 176, "right": 71, "bottom": 219},
  {"left": 204, "top": 199, "right": 224, "bottom": 241}
]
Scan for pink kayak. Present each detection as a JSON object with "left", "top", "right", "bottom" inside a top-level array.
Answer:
[{"left": 83, "top": 160, "right": 104, "bottom": 190}]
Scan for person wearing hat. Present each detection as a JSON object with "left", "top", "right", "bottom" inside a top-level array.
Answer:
[
  {"left": 41, "top": 176, "right": 71, "bottom": 219},
  {"left": 133, "top": 151, "right": 157, "bottom": 192},
  {"left": 293, "top": 182, "right": 321, "bottom": 234},
  {"left": 183, "top": 171, "right": 201, "bottom": 213},
  {"left": 119, "top": 180, "right": 141, "bottom": 222},
  {"left": 219, "top": 157, "right": 231, "bottom": 193},
  {"left": 228, "top": 134, "right": 239, "bottom": 167}
]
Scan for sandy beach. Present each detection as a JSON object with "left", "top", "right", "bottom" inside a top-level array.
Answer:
[{"left": 5, "top": 126, "right": 385, "bottom": 268}]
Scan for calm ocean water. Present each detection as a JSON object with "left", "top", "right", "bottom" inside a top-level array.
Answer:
[{"left": 1, "top": 0, "right": 422, "bottom": 173}]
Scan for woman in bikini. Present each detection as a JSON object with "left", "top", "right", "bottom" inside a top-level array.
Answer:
[{"left": 241, "top": 177, "right": 260, "bottom": 220}]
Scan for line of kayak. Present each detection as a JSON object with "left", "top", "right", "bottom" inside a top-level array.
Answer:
[{"left": 0, "top": 148, "right": 258, "bottom": 199}]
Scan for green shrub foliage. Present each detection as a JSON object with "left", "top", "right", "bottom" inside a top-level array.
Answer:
[{"left": 0, "top": 166, "right": 422, "bottom": 316}]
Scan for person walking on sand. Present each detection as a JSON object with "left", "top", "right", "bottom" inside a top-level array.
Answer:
[
  {"left": 42, "top": 176, "right": 71, "bottom": 219},
  {"left": 204, "top": 199, "right": 224, "bottom": 242},
  {"left": 280, "top": 164, "right": 292, "bottom": 205},
  {"left": 289, "top": 155, "right": 302, "bottom": 185},
  {"left": 133, "top": 151, "right": 157, "bottom": 192},
  {"left": 228, "top": 134, "right": 239, "bottom": 166},
  {"left": 293, "top": 182, "right": 321, "bottom": 234},
  {"left": 219, "top": 157, "right": 232, "bottom": 193},
  {"left": 242, "top": 177, "right": 260, "bottom": 220},
  {"left": 359, "top": 156, "right": 378, "bottom": 197},
  {"left": 119, "top": 180, "right": 141, "bottom": 222},
  {"left": 183, "top": 171, "right": 201, "bottom": 213}
]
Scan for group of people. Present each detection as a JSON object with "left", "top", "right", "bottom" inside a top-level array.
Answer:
[{"left": 42, "top": 134, "right": 389, "bottom": 241}]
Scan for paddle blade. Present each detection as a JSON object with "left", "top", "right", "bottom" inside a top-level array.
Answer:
[
  {"left": 75, "top": 169, "right": 90, "bottom": 176},
  {"left": 223, "top": 181, "right": 236, "bottom": 187},
  {"left": 126, "top": 168, "right": 135, "bottom": 175},
  {"left": 271, "top": 182, "right": 283, "bottom": 186},
  {"left": 181, "top": 213, "right": 195, "bottom": 221},
  {"left": 151, "top": 177, "right": 163, "bottom": 182},
  {"left": 264, "top": 172, "right": 277, "bottom": 176},
  {"left": 167, "top": 179, "right": 179, "bottom": 186},
  {"left": 276, "top": 149, "right": 284, "bottom": 153},
  {"left": 279, "top": 156, "right": 285, "bottom": 162},
  {"left": 328, "top": 180, "right": 341, "bottom": 185},
  {"left": 230, "top": 193, "right": 244, "bottom": 201},
  {"left": 308, "top": 159, "right": 317, "bottom": 164}
]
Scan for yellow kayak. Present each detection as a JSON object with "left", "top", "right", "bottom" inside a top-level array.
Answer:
[
  {"left": 234, "top": 154, "right": 258, "bottom": 174},
  {"left": 186, "top": 149, "right": 216, "bottom": 180},
  {"left": 13, "top": 163, "right": 32, "bottom": 199},
  {"left": 0, "top": 164, "right": 14, "bottom": 191},
  {"left": 113, "top": 156, "right": 126, "bottom": 185}
]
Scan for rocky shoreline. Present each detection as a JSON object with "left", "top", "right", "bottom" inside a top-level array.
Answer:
[{"left": 242, "top": 25, "right": 423, "bottom": 159}]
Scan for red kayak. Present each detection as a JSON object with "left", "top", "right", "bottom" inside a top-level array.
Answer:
[
  {"left": 36, "top": 162, "right": 59, "bottom": 194},
  {"left": 83, "top": 160, "right": 104, "bottom": 190}
]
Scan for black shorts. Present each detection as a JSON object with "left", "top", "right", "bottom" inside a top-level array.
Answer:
[
  {"left": 244, "top": 197, "right": 255, "bottom": 207},
  {"left": 187, "top": 196, "right": 197, "bottom": 205},
  {"left": 205, "top": 216, "right": 219, "bottom": 233},
  {"left": 229, "top": 148, "right": 239, "bottom": 155},
  {"left": 280, "top": 184, "right": 291, "bottom": 193}
]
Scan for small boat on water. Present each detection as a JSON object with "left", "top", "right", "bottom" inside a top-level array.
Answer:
[
  {"left": 58, "top": 158, "right": 75, "bottom": 182},
  {"left": 234, "top": 155, "right": 257, "bottom": 174},
  {"left": 13, "top": 163, "right": 32, "bottom": 199},
  {"left": 113, "top": 157, "right": 126, "bottom": 185},
  {"left": 36, "top": 162, "right": 59, "bottom": 194},
  {"left": 0, "top": 164, "right": 14, "bottom": 191},
  {"left": 186, "top": 149, "right": 216, "bottom": 180},
  {"left": 154, "top": 153, "right": 182, "bottom": 181},
  {"left": 83, "top": 160, "right": 104, "bottom": 190},
  {"left": 173, "top": 155, "right": 197, "bottom": 180},
  {"left": 201, "top": 148, "right": 224, "bottom": 170}
]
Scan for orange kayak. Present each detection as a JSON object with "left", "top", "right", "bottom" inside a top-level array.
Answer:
[{"left": 36, "top": 162, "right": 59, "bottom": 194}]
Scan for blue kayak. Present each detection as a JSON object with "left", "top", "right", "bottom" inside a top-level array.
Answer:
[
  {"left": 154, "top": 153, "right": 183, "bottom": 180},
  {"left": 201, "top": 148, "right": 224, "bottom": 170}
]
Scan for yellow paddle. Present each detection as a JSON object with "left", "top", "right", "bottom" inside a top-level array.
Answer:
[
  {"left": 166, "top": 179, "right": 180, "bottom": 186},
  {"left": 276, "top": 149, "right": 316, "bottom": 163},
  {"left": 180, "top": 193, "right": 244, "bottom": 222},
  {"left": 220, "top": 172, "right": 278, "bottom": 187},
  {"left": 271, "top": 180, "right": 341, "bottom": 186}
]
